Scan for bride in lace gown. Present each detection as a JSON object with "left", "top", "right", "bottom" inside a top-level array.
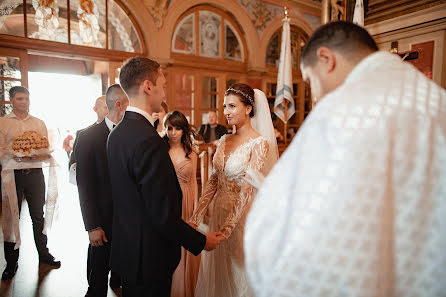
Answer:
[{"left": 189, "top": 84, "right": 278, "bottom": 297}]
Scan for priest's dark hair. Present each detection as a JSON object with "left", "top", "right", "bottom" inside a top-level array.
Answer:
[
  {"left": 119, "top": 57, "right": 160, "bottom": 96},
  {"left": 301, "top": 21, "right": 378, "bottom": 67}
]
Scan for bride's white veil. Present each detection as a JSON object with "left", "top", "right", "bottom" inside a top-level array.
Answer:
[{"left": 251, "top": 89, "right": 279, "bottom": 175}]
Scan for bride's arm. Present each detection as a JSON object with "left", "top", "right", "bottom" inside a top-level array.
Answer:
[
  {"left": 188, "top": 168, "right": 218, "bottom": 227},
  {"left": 220, "top": 138, "right": 269, "bottom": 239},
  {"left": 189, "top": 135, "right": 227, "bottom": 227}
]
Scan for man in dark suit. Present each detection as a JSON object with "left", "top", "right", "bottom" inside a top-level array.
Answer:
[
  {"left": 75, "top": 85, "right": 128, "bottom": 297},
  {"left": 107, "top": 57, "right": 223, "bottom": 297},
  {"left": 69, "top": 96, "right": 108, "bottom": 170},
  {"left": 197, "top": 111, "right": 227, "bottom": 145}
]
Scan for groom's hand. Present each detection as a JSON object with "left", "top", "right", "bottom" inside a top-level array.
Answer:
[
  {"left": 204, "top": 232, "right": 223, "bottom": 251},
  {"left": 89, "top": 227, "right": 108, "bottom": 247}
]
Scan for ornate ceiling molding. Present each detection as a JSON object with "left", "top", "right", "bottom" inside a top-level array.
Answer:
[{"left": 144, "top": 0, "right": 171, "bottom": 29}]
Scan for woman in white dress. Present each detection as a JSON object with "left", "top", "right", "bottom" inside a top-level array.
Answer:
[{"left": 189, "top": 83, "right": 278, "bottom": 297}]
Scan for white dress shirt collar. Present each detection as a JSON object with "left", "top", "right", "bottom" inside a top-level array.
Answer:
[
  {"left": 7, "top": 111, "right": 31, "bottom": 121},
  {"left": 104, "top": 116, "right": 116, "bottom": 131},
  {"left": 126, "top": 106, "right": 155, "bottom": 126}
]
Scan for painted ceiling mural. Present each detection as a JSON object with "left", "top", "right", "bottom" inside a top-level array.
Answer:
[{"left": 145, "top": 0, "right": 320, "bottom": 35}]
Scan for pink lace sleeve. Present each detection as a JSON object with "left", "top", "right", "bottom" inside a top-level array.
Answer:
[
  {"left": 220, "top": 138, "right": 269, "bottom": 238},
  {"left": 188, "top": 136, "right": 226, "bottom": 226},
  {"left": 188, "top": 169, "right": 218, "bottom": 226}
]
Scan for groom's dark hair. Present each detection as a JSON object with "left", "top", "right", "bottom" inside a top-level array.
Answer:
[
  {"left": 119, "top": 57, "right": 161, "bottom": 96},
  {"left": 301, "top": 21, "right": 378, "bottom": 67}
]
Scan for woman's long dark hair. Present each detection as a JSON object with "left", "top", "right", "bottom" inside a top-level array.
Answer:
[{"left": 164, "top": 110, "right": 193, "bottom": 158}]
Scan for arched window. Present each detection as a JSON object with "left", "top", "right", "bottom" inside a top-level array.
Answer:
[
  {"left": 266, "top": 25, "right": 307, "bottom": 69},
  {"left": 0, "top": 0, "right": 142, "bottom": 53},
  {"left": 172, "top": 7, "right": 244, "bottom": 62},
  {"left": 169, "top": 6, "right": 247, "bottom": 128}
]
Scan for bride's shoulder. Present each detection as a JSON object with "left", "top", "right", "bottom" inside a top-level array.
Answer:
[
  {"left": 250, "top": 131, "right": 266, "bottom": 143},
  {"left": 215, "top": 134, "right": 228, "bottom": 148}
]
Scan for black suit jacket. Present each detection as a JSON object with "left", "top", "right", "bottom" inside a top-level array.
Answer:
[
  {"left": 107, "top": 111, "right": 206, "bottom": 282},
  {"left": 75, "top": 121, "right": 114, "bottom": 238},
  {"left": 197, "top": 123, "right": 227, "bottom": 143},
  {"left": 69, "top": 122, "right": 96, "bottom": 170}
]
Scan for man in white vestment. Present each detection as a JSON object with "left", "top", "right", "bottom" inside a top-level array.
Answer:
[{"left": 245, "top": 21, "right": 446, "bottom": 297}]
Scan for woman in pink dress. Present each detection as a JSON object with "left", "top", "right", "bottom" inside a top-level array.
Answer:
[{"left": 165, "top": 111, "right": 201, "bottom": 297}]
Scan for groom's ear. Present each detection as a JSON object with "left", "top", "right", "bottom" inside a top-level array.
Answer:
[{"left": 142, "top": 79, "right": 151, "bottom": 95}]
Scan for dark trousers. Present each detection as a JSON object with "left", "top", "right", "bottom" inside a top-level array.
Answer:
[
  {"left": 4, "top": 168, "right": 49, "bottom": 266},
  {"left": 86, "top": 242, "right": 121, "bottom": 297},
  {"left": 122, "top": 276, "right": 172, "bottom": 297}
]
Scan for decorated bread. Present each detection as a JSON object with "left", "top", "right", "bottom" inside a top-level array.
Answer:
[{"left": 12, "top": 130, "right": 49, "bottom": 156}]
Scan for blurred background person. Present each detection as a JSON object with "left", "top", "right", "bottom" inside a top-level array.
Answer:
[
  {"left": 197, "top": 111, "right": 227, "bottom": 146},
  {"left": 69, "top": 95, "right": 108, "bottom": 170}
]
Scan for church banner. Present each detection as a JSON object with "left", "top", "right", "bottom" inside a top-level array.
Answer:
[{"left": 274, "top": 17, "right": 295, "bottom": 123}]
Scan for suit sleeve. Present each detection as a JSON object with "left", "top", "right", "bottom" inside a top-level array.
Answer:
[
  {"left": 133, "top": 137, "right": 206, "bottom": 256},
  {"left": 68, "top": 131, "right": 80, "bottom": 170},
  {"left": 75, "top": 131, "right": 102, "bottom": 231}
]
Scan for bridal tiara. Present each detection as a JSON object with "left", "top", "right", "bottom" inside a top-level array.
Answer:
[{"left": 225, "top": 88, "right": 255, "bottom": 106}]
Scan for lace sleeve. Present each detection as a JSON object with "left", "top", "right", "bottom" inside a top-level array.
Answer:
[
  {"left": 188, "top": 169, "right": 218, "bottom": 226},
  {"left": 220, "top": 138, "right": 269, "bottom": 239},
  {"left": 188, "top": 136, "right": 226, "bottom": 225}
]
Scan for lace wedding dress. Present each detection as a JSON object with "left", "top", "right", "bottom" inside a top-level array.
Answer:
[{"left": 189, "top": 134, "right": 269, "bottom": 297}]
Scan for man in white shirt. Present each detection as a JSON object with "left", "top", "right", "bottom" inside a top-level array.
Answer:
[
  {"left": 245, "top": 21, "right": 446, "bottom": 297},
  {"left": 0, "top": 86, "right": 61, "bottom": 281}
]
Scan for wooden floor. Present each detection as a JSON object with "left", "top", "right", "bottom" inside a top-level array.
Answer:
[{"left": 0, "top": 156, "right": 121, "bottom": 297}]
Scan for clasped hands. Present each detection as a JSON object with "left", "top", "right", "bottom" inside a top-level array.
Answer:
[{"left": 188, "top": 222, "right": 225, "bottom": 251}]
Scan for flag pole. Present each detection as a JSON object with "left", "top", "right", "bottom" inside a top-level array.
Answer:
[{"left": 283, "top": 6, "right": 289, "bottom": 143}]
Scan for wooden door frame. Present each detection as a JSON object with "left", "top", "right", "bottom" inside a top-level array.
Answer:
[{"left": 0, "top": 47, "right": 28, "bottom": 110}]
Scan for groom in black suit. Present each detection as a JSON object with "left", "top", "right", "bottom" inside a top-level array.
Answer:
[
  {"left": 107, "top": 57, "right": 223, "bottom": 297},
  {"left": 75, "top": 85, "right": 128, "bottom": 296}
]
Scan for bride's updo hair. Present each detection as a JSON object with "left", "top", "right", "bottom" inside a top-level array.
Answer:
[{"left": 225, "top": 83, "right": 255, "bottom": 118}]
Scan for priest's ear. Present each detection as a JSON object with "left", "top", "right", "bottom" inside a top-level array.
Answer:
[{"left": 316, "top": 47, "right": 336, "bottom": 73}]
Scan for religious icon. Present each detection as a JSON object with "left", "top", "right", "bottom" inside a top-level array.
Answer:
[
  {"left": 330, "top": 0, "right": 345, "bottom": 21},
  {"left": 200, "top": 13, "right": 219, "bottom": 58},
  {"left": 32, "top": 0, "right": 60, "bottom": 41},
  {"left": 78, "top": 0, "right": 101, "bottom": 47}
]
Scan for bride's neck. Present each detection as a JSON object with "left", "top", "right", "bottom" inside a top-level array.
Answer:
[{"left": 235, "top": 120, "right": 252, "bottom": 137}]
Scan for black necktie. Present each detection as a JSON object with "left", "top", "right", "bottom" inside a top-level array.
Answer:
[{"left": 113, "top": 124, "right": 116, "bottom": 128}]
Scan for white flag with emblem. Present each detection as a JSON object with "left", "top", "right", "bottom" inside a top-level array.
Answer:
[
  {"left": 274, "top": 16, "right": 294, "bottom": 123},
  {"left": 353, "top": 0, "right": 364, "bottom": 26}
]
